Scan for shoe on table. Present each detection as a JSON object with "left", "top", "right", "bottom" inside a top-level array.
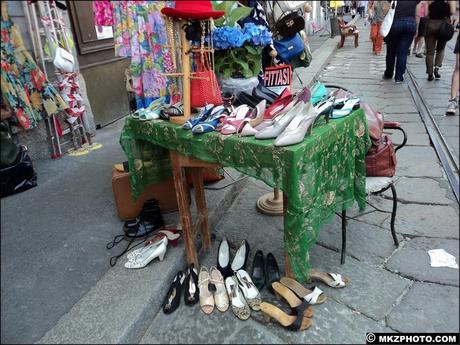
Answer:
[{"left": 446, "top": 98, "right": 458, "bottom": 116}]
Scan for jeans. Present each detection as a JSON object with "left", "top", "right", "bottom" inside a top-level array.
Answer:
[
  {"left": 384, "top": 17, "right": 417, "bottom": 81},
  {"left": 425, "top": 19, "right": 448, "bottom": 75}
]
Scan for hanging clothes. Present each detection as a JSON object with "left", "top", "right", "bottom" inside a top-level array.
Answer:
[
  {"left": 0, "top": 5, "right": 67, "bottom": 130},
  {"left": 93, "top": 0, "right": 114, "bottom": 30},
  {"left": 111, "top": 1, "right": 173, "bottom": 103}
]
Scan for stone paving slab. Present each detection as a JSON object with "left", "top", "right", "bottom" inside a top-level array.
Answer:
[
  {"left": 384, "top": 112, "right": 423, "bottom": 123},
  {"left": 386, "top": 282, "right": 459, "bottom": 333},
  {"left": 383, "top": 177, "right": 454, "bottom": 205},
  {"left": 395, "top": 146, "right": 444, "bottom": 178},
  {"left": 308, "top": 245, "right": 410, "bottom": 321},
  {"left": 385, "top": 237, "right": 459, "bottom": 286},
  {"left": 317, "top": 217, "right": 403, "bottom": 265},
  {"left": 381, "top": 203, "right": 459, "bottom": 239},
  {"left": 389, "top": 125, "right": 430, "bottom": 147}
]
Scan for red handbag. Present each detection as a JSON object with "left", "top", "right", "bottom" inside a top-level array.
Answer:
[{"left": 190, "top": 54, "right": 223, "bottom": 109}]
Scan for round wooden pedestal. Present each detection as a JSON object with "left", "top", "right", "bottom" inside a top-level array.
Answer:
[{"left": 256, "top": 190, "right": 284, "bottom": 216}]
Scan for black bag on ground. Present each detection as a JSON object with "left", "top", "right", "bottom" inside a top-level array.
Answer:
[{"left": 0, "top": 145, "right": 37, "bottom": 198}]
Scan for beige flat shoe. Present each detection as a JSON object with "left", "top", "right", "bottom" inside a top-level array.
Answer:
[
  {"left": 309, "top": 269, "right": 349, "bottom": 288},
  {"left": 210, "top": 266, "right": 229, "bottom": 312},
  {"left": 198, "top": 266, "right": 214, "bottom": 314}
]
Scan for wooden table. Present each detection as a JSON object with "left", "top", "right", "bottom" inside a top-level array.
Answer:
[{"left": 169, "top": 150, "right": 296, "bottom": 277}]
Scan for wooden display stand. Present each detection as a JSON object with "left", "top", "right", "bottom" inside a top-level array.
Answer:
[{"left": 162, "top": 20, "right": 191, "bottom": 125}]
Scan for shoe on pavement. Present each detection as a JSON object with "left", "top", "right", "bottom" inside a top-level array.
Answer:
[
  {"left": 446, "top": 98, "right": 458, "bottom": 116},
  {"left": 427, "top": 74, "right": 434, "bottom": 81},
  {"left": 434, "top": 67, "right": 441, "bottom": 79}
]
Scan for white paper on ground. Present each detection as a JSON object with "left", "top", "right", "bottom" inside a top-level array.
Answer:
[{"left": 428, "top": 249, "right": 459, "bottom": 269}]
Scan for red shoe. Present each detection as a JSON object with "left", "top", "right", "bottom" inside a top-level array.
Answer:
[{"left": 264, "top": 88, "right": 293, "bottom": 120}]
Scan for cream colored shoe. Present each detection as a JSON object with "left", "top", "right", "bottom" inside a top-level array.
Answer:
[
  {"left": 198, "top": 266, "right": 215, "bottom": 314},
  {"left": 210, "top": 266, "right": 229, "bottom": 312}
]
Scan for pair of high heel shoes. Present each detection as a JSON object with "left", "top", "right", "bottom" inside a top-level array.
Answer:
[
  {"left": 197, "top": 266, "right": 229, "bottom": 314},
  {"left": 217, "top": 237, "right": 261, "bottom": 319},
  {"left": 182, "top": 104, "right": 230, "bottom": 134},
  {"left": 255, "top": 88, "right": 331, "bottom": 146},
  {"left": 162, "top": 263, "right": 199, "bottom": 314},
  {"left": 261, "top": 281, "right": 315, "bottom": 331},
  {"left": 219, "top": 100, "right": 266, "bottom": 136},
  {"left": 251, "top": 250, "right": 280, "bottom": 293}
]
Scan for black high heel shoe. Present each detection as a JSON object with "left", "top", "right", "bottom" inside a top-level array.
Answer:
[
  {"left": 184, "top": 264, "right": 199, "bottom": 306},
  {"left": 251, "top": 250, "right": 265, "bottom": 291},
  {"left": 217, "top": 237, "right": 232, "bottom": 279},
  {"left": 265, "top": 252, "right": 280, "bottom": 294},
  {"left": 231, "top": 240, "right": 250, "bottom": 272},
  {"left": 162, "top": 270, "right": 185, "bottom": 314}
]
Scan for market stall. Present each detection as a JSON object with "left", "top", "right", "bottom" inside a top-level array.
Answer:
[{"left": 103, "top": 0, "right": 369, "bottom": 330}]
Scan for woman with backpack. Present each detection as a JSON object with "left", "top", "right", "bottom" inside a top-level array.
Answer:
[{"left": 424, "top": 0, "right": 457, "bottom": 81}]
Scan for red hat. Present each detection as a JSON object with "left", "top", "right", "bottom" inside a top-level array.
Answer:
[{"left": 161, "top": 1, "right": 225, "bottom": 20}]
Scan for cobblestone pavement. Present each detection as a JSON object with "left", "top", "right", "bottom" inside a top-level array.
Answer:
[{"left": 138, "top": 20, "right": 459, "bottom": 344}]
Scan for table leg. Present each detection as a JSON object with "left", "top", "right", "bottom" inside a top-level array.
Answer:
[
  {"left": 191, "top": 167, "right": 211, "bottom": 250},
  {"left": 283, "top": 193, "right": 294, "bottom": 278},
  {"left": 170, "top": 151, "right": 198, "bottom": 266}
]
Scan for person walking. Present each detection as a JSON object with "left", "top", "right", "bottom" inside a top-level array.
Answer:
[
  {"left": 412, "top": 0, "right": 428, "bottom": 57},
  {"left": 383, "top": 1, "right": 421, "bottom": 83},
  {"left": 369, "top": 1, "right": 390, "bottom": 55},
  {"left": 446, "top": 29, "right": 459, "bottom": 115},
  {"left": 357, "top": 0, "right": 367, "bottom": 18},
  {"left": 425, "top": 0, "right": 457, "bottom": 81}
]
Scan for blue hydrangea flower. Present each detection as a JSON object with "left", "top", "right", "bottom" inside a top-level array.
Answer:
[
  {"left": 242, "top": 23, "right": 272, "bottom": 46},
  {"left": 212, "top": 26, "right": 245, "bottom": 49}
]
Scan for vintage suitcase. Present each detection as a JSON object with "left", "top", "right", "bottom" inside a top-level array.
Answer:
[{"left": 112, "top": 167, "right": 178, "bottom": 220}]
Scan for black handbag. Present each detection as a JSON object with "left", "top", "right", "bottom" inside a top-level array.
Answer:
[
  {"left": 275, "top": 10, "right": 305, "bottom": 38},
  {"left": 0, "top": 145, "right": 37, "bottom": 198},
  {"left": 437, "top": 20, "right": 454, "bottom": 41}
]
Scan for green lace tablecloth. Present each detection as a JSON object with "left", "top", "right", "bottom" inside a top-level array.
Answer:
[{"left": 120, "top": 108, "right": 371, "bottom": 282}]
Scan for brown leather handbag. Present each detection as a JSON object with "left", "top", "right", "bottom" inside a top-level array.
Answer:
[
  {"left": 365, "top": 133, "right": 397, "bottom": 177},
  {"left": 361, "top": 102, "right": 397, "bottom": 177}
]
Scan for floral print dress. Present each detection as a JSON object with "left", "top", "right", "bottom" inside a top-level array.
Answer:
[
  {"left": 112, "top": 1, "right": 173, "bottom": 102},
  {"left": 1, "top": 11, "right": 67, "bottom": 130}
]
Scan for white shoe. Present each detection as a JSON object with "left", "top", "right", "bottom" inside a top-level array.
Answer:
[
  {"left": 124, "top": 237, "right": 168, "bottom": 269},
  {"left": 255, "top": 101, "right": 306, "bottom": 139},
  {"left": 274, "top": 102, "right": 318, "bottom": 147},
  {"left": 225, "top": 276, "right": 251, "bottom": 320},
  {"left": 235, "top": 269, "right": 262, "bottom": 311}
]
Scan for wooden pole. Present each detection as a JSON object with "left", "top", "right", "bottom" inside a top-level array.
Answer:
[{"left": 170, "top": 20, "right": 191, "bottom": 125}]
